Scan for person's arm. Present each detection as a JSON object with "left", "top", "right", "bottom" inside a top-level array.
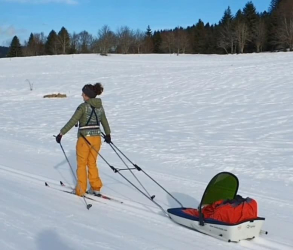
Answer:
[
  {"left": 100, "top": 107, "right": 111, "bottom": 135},
  {"left": 60, "top": 104, "right": 84, "bottom": 135}
]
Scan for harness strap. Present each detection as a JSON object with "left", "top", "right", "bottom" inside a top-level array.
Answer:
[
  {"left": 78, "top": 105, "right": 100, "bottom": 133},
  {"left": 84, "top": 105, "right": 100, "bottom": 127}
]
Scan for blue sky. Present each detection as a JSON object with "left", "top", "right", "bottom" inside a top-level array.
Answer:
[{"left": 0, "top": 0, "right": 270, "bottom": 46}]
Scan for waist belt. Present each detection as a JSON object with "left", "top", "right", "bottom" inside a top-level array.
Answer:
[{"left": 79, "top": 125, "right": 100, "bottom": 130}]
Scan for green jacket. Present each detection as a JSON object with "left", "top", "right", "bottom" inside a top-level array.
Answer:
[{"left": 60, "top": 98, "right": 111, "bottom": 137}]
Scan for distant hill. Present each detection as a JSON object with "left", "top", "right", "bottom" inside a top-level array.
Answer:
[{"left": 0, "top": 46, "right": 9, "bottom": 58}]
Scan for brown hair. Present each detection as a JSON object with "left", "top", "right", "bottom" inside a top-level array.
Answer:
[
  {"left": 93, "top": 82, "right": 104, "bottom": 95},
  {"left": 82, "top": 83, "right": 104, "bottom": 98}
]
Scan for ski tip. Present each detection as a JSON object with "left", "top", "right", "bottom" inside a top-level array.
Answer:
[{"left": 87, "top": 204, "right": 92, "bottom": 210}]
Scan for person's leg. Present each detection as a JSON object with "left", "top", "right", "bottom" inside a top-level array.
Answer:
[
  {"left": 75, "top": 137, "right": 90, "bottom": 196},
  {"left": 87, "top": 136, "right": 103, "bottom": 192}
]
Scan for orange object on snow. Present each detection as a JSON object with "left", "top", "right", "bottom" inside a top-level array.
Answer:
[{"left": 183, "top": 196, "right": 258, "bottom": 224}]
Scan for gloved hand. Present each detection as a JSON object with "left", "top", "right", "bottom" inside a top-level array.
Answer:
[
  {"left": 104, "top": 134, "right": 111, "bottom": 144},
  {"left": 56, "top": 134, "right": 62, "bottom": 144}
]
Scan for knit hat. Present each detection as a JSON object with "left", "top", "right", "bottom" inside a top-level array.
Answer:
[{"left": 82, "top": 85, "right": 97, "bottom": 98}]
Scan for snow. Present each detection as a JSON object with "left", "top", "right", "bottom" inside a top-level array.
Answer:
[{"left": 0, "top": 53, "right": 293, "bottom": 249}]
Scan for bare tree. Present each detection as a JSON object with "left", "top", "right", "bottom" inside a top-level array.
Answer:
[
  {"left": 34, "top": 32, "right": 46, "bottom": 55},
  {"left": 217, "top": 7, "right": 235, "bottom": 54},
  {"left": 160, "top": 31, "right": 175, "bottom": 53},
  {"left": 174, "top": 28, "right": 190, "bottom": 54},
  {"left": 217, "top": 22, "right": 235, "bottom": 54},
  {"left": 133, "top": 29, "right": 145, "bottom": 54},
  {"left": 97, "top": 25, "right": 116, "bottom": 55},
  {"left": 234, "top": 10, "right": 249, "bottom": 53},
  {"left": 254, "top": 16, "right": 267, "bottom": 52},
  {"left": 235, "top": 21, "right": 249, "bottom": 53},
  {"left": 116, "top": 26, "right": 135, "bottom": 54},
  {"left": 217, "top": 30, "right": 231, "bottom": 54},
  {"left": 78, "top": 31, "right": 93, "bottom": 53},
  {"left": 70, "top": 32, "right": 79, "bottom": 53}
]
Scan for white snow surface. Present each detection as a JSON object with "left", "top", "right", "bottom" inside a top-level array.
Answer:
[{"left": 0, "top": 53, "right": 293, "bottom": 250}]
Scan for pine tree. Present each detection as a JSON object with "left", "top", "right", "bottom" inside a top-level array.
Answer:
[
  {"left": 192, "top": 19, "right": 207, "bottom": 53},
  {"left": 220, "top": 6, "right": 233, "bottom": 25},
  {"left": 7, "top": 36, "right": 22, "bottom": 57},
  {"left": 58, "top": 27, "right": 70, "bottom": 54},
  {"left": 144, "top": 25, "right": 153, "bottom": 53},
  {"left": 45, "top": 30, "right": 58, "bottom": 55},
  {"left": 152, "top": 31, "right": 162, "bottom": 53},
  {"left": 269, "top": 0, "right": 283, "bottom": 13},
  {"left": 27, "top": 33, "right": 36, "bottom": 56},
  {"left": 243, "top": 1, "right": 258, "bottom": 52},
  {"left": 268, "top": 0, "right": 286, "bottom": 50},
  {"left": 204, "top": 23, "right": 217, "bottom": 54},
  {"left": 0, "top": 46, "right": 9, "bottom": 58},
  {"left": 146, "top": 25, "right": 152, "bottom": 37}
]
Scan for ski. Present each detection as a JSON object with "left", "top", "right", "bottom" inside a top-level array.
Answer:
[
  {"left": 91, "top": 192, "right": 123, "bottom": 204},
  {"left": 60, "top": 181, "right": 123, "bottom": 204},
  {"left": 45, "top": 182, "right": 98, "bottom": 203}
]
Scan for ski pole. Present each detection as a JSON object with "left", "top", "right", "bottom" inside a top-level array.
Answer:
[
  {"left": 54, "top": 136, "right": 92, "bottom": 210},
  {"left": 80, "top": 134, "right": 169, "bottom": 215},
  {"left": 81, "top": 134, "right": 154, "bottom": 198},
  {"left": 105, "top": 140, "right": 154, "bottom": 199},
  {"left": 101, "top": 133, "right": 183, "bottom": 207}
]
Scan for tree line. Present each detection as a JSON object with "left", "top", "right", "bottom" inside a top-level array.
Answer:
[{"left": 6, "top": 0, "right": 293, "bottom": 57}]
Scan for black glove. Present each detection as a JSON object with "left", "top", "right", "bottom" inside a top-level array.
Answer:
[
  {"left": 56, "top": 134, "right": 62, "bottom": 144},
  {"left": 104, "top": 134, "right": 111, "bottom": 144}
]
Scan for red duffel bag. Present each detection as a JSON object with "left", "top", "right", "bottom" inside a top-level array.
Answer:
[{"left": 183, "top": 195, "right": 258, "bottom": 224}]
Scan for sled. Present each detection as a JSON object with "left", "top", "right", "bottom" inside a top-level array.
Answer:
[{"left": 167, "top": 172, "right": 267, "bottom": 242}]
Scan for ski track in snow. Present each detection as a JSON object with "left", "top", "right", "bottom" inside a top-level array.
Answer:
[
  {"left": 0, "top": 164, "right": 291, "bottom": 250},
  {"left": 1, "top": 53, "right": 293, "bottom": 249}
]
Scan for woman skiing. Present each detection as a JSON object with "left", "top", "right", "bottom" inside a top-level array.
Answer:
[{"left": 55, "top": 83, "right": 111, "bottom": 196}]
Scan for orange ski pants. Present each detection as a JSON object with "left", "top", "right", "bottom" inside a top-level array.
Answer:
[{"left": 75, "top": 136, "right": 103, "bottom": 196}]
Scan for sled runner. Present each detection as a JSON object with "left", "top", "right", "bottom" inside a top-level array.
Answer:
[{"left": 167, "top": 172, "right": 267, "bottom": 242}]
